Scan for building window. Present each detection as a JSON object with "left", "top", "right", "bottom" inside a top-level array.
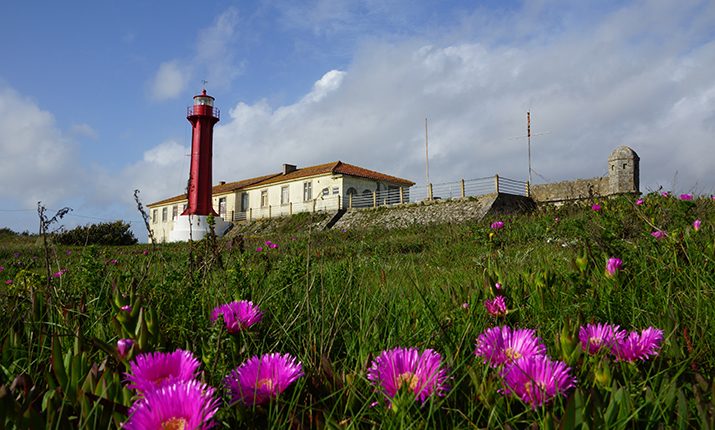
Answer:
[
  {"left": 322, "top": 188, "right": 329, "bottom": 196},
  {"left": 281, "top": 186, "right": 289, "bottom": 205},
  {"left": 219, "top": 197, "right": 226, "bottom": 219},
  {"left": 333, "top": 187, "right": 339, "bottom": 194},
  {"left": 303, "top": 182, "right": 312, "bottom": 201},
  {"left": 172, "top": 205, "right": 178, "bottom": 220},
  {"left": 182, "top": 204, "right": 188, "bottom": 213},
  {"left": 241, "top": 193, "right": 249, "bottom": 211},
  {"left": 152, "top": 209, "right": 157, "bottom": 223},
  {"left": 261, "top": 190, "right": 268, "bottom": 207},
  {"left": 162, "top": 207, "right": 167, "bottom": 222}
]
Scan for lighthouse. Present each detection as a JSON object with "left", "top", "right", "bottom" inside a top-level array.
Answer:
[
  {"left": 169, "top": 89, "right": 230, "bottom": 242},
  {"left": 184, "top": 89, "right": 219, "bottom": 216}
]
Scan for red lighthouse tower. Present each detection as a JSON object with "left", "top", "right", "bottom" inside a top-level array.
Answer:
[{"left": 183, "top": 89, "right": 220, "bottom": 216}]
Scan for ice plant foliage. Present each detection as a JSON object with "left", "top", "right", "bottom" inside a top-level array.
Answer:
[
  {"left": 500, "top": 356, "right": 576, "bottom": 408},
  {"left": 367, "top": 347, "right": 450, "bottom": 404},
  {"left": 614, "top": 327, "right": 664, "bottom": 362},
  {"left": 211, "top": 300, "right": 263, "bottom": 334},
  {"left": 579, "top": 323, "right": 626, "bottom": 355},
  {"left": 605, "top": 258, "right": 623, "bottom": 277},
  {"left": 122, "top": 380, "right": 219, "bottom": 430},
  {"left": 124, "top": 349, "right": 201, "bottom": 395},
  {"left": 223, "top": 353, "right": 304, "bottom": 406},
  {"left": 474, "top": 326, "right": 547, "bottom": 368},
  {"left": 484, "top": 296, "right": 507, "bottom": 317}
]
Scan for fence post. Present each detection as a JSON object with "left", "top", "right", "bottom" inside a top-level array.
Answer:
[
  {"left": 313, "top": 199, "right": 316, "bottom": 213},
  {"left": 373, "top": 190, "right": 377, "bottom": 208},
  {"left": 289, "top": 202, "right": 292, "bottom": 215},
  {"left": 268, "top": 205, "right": 271, "bottom": 218},
  {"left": 526, "top": 181, "right": 530, "bottom": 197},
  {"left": 429, "top": 183, "right": 433, "bottom": 200},
  {"left": 249, "top": 208, "right": 252, "bottom": 221},
  {"left": 494, "top": 175, "right": 499, "bottom": 194},
  {"left": 231, "top": 210, "right": 234, "bottom": 222},
  {"left": 349, "top": 193, "right": 353, "bottom": 209},
  {"left": 399, "top": 187, "right": 404, "bottom": 204},
  {"left": 461, "top": 179, "right": 465, "bottom": 198}
]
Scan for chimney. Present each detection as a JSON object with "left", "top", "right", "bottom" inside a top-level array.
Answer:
[
  {"left": 283, "top": 164, "right": 297, "bottom": 175},
  {"left": 219, "top": 181, "right": 226, "bottom": 186}
]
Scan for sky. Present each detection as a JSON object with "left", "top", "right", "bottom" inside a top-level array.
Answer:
[{"left": 1, "top": 0, "right": 714, "bottom": 241}]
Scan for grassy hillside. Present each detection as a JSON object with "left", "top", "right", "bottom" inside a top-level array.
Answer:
[{"left": 1, "top": 192, "right": 714, "bottom": 429}]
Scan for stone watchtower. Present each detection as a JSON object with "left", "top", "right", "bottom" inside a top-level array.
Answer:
[{"left": 608, "top": 146, "right": 640, "bottom": 195}]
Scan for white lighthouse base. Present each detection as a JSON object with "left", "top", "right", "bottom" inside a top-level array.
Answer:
[{"left": 168, "top": 215, "right": 231, "bottom": 242}]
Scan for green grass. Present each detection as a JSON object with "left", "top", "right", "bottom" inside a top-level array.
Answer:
[{"left": 1, "top": 193, "right": 715, "bottom": 429}]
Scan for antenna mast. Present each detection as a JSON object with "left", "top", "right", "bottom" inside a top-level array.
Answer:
[
  {"left": 509, "top": 111, "right": 551, "bottom": 189},
  {"left": 425, "top": 118, "right": 430, "bottom": 186}
]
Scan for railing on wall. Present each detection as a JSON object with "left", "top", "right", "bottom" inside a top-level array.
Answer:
[{"left": 231, "top": 175, "right": 528, "bottom": 222}]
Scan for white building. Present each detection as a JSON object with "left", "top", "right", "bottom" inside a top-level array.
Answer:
[{"left": 147, "top": 161, "right": 414, "bottom": 242}]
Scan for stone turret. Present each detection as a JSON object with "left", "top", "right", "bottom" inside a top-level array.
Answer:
[{"left": 608, "top": 146, "right": 639, "bottom": 195}]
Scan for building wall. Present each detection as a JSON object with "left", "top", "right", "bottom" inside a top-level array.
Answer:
[{"left": 530, "top": 177, "right": 609, "bottom": 203}]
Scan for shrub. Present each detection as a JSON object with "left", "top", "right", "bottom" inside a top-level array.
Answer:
[{"left": 54, "top": 220, "right": 138, "bottom": 246}]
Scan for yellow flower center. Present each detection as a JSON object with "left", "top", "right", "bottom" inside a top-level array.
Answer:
[
  {"left": 257, "top": 378, "right": 275, "bottom": 391},
  {"left": 504, "top": 348, "right": 522, "bottom": 363},
  {"left": 590, "top": 338, "right": 603, "bottom": 347},
  {"left": 396, "top": 372, "right": 420, "bottom": 391},
  {"left": 162, "top": 417, "right": 187, "bottom": 430}
]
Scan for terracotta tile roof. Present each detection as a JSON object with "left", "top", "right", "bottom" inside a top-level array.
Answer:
[
  {"left": 147, "top": 173, "right": 281, "bottom": 207},
  {"left": 147, "top": 161, "right": 414, "bottom": 207}
]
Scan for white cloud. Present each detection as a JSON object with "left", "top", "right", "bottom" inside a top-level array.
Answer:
[
  {"left": 147, "top": 7, "right": 243, "bottom": 101},
  {"left": 0, "top": 85, "right": 85, "bottom": 208},
  {"left": 148, "top": 60, "right": 190, "bottom": 101},
  {"left": 67, "top": 123, "right": 99, "bottom": 140}
]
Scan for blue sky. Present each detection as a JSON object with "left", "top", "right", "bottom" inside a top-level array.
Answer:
[{"left": 1, "top": 0, "right": 714, "bottom": 240}]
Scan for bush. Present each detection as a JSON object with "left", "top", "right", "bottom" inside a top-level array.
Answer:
[{"left": 54, "top": 220, "right": 138, "bottom": 246}]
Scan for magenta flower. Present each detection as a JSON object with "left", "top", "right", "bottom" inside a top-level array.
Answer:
[
  {"left": 121, "top": 305, "right": 133, "bottom": 314},
  {"left": 592, "top": 204, "right": 601, "bottom": 211},
  {"left": 223, "top": 353, "right": 304, "bottom": 406},
  {"left": 123, "top": 380, "right": 219, "bottom": 430},
  {"left": 270, "top": 243, "right": 278, "bottom": 249},
  {"left": 474, "top": 326, "right": 547, "bottom": 368},
  {"left": 579, "top": 323, "right": 626, "bottom": 355},
  {"left": 694, "top": 220, "right": 702, "bottom": 232},
  {"left": 5, "top": 280, "right": 11, "bottom": 285},
  {"left": 614, "top": 327, "right": 664, "bottom": 362},
  {"left": 491, "top": 221, "right": 504, "bottom": 229},
  {"left": 495, "top": 282, "right": 502, "bottom": 290},
  {"left": 264, "top": 240, "right": 272, "bottom": 246},
  {"left": 461, "top": 302, "right": 469, "bottom": 309},
  {"left": 118, "top": 339, "right": 135, "bottom": 359},
  {"left": 484, "top": 296, "right": 507, "bottom": 317},
  {"left": 500, "top": 356, "right": 576, "bottom": 408},
  {"left": 124, "top": 349, "right": 201, "bottom": 395},
  {"left": 636, "top": 199, "right": 644, "bottom": 205},
  {"left": 661, "top": 192, "right": 669, "bottom": 197},
  {"left": 256, "top": 247, "right": 263, "bottom": 252},
  {"left": 66, "top": 251, "right": 71, "bottom": 255},
  {"left": 605, "top": 258, "right": 623, "bottom": 277},
  {"left": 651, "top": 231, "right": 666, "bottom": 240},
  {"left": 680, "top": 194, "right": 692, "bottom": 200},
  {"left": 143, "top": 250, "right": 149, "bottom": 255},
  {"left": 211, "top": 300, "right": 263, "bottom": 334},
  {"left": 367, "top": 347, "right": 450, "bottom": 404}
]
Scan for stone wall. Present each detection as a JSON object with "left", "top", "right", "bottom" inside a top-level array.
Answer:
[{"left": 530, "top": 177, "right": 609, "bottom": 203}]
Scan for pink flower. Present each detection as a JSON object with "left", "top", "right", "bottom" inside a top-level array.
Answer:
[
  {"left": 461, "top": 303, "right": 469, "bottom": 309},
  {"left": 484, "top": 296, "right": 507, "bottom": 317},
  {"left": 636, "top": 199, "right": 644, "bottom": 205},
  {"left": 680, "top": 194, "right": 692, "bottom": 200},
  {"left": 223, "top": 353, "right": 304, "bottom": 406},
  {"left": 5, "top": 280, "right": 11, "bottom": 285},
  {"left": 495, "top": 282, "right": 502, "bottom": 290},
  {"left": 270, "top": 243, "right": 278, "bottom": 249},
  {"left": 123, "top": 380, "right": 219, "bottom": 430},
  {"left": 694, "top": 220, "right": 701, "bottom": 232},
  {"left": 211, "top": 301, "right": 263, "bottom": 334},
  {"left": 500, "top": 356, "right": 576, "bottom": 408},
  {"left": 124, "top": 349, "right": 201, "bottom": 395},
  {"left": 614, "top": 327, "right": 664, "bottom": 362},
  {"left": 264, "top": 241, "right": 272, "bottom": 246},
  {"left": 605, "top": 258, "right": 623, "bottom": 277},
  {"left": 367, "top": 347, "right": 450, "bottom": 404},
  {"left": 66, "top": 251, "right": 71, "bottom": 255},
  {"left": 117, "top": 339, "right": 135, "bottom": 358},
  {"left": 121, "top": 305, "right": 133, "bottom": 314},
  {"left": 661, "top": 192, "right": 669, "bottom": 197},
  {"left": 579, "top": 323, "right": 626, "bottom": 355},
  {"left": 651, "top": 231, "right": 666, "bottom": 240},
  {"left": 592, "top": 205, "right": 601, "bottom": 211},
  {"left": 491, "top": 221, "right": 504, "bottom": 229},
  {"left": 143, "top": 250, "right": 148, "bottom": 255},
  {"left": 474, "top": 326, "right": 547, "bottom": 368},
  {"left": 256, "top": 247, "right": 263, "bottom": 252}
]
